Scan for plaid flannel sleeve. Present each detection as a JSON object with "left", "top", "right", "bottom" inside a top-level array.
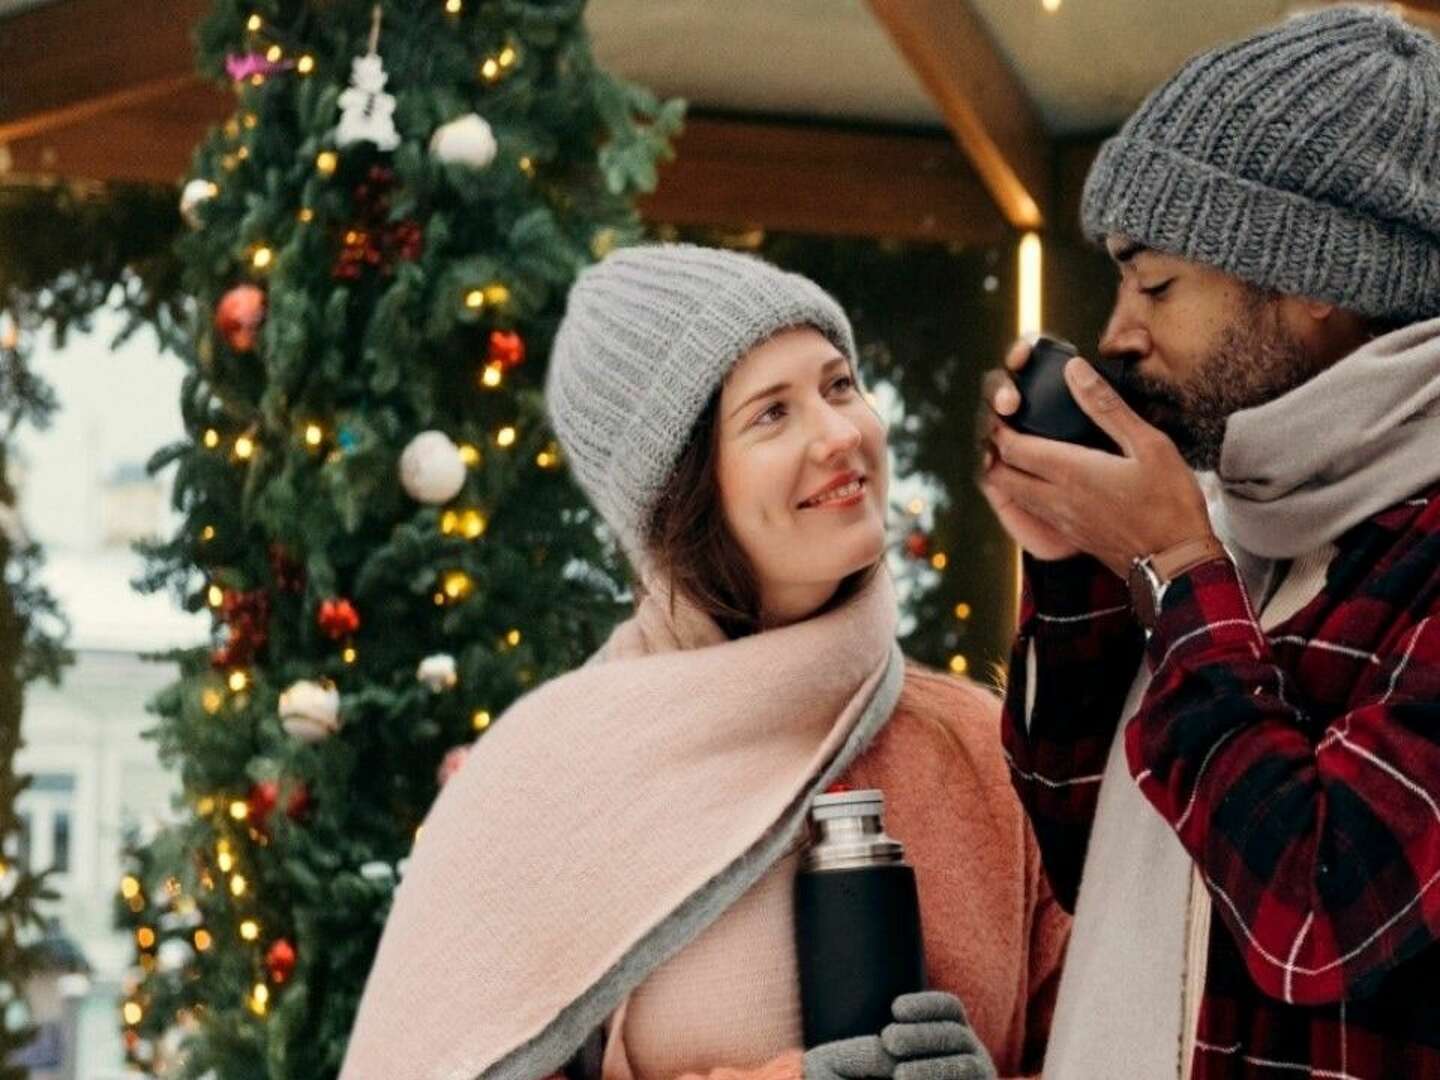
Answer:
[
  {"left": 1130, "top": 555, "right": 1440, "bottom": 1004},
  {"left": 1002, "top": 554, "right": 1146, "bottom": 911}
]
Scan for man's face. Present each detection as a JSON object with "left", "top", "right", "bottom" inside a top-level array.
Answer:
[{"left": 1099, "top": 236, "right": 1329, "bottom": 471}]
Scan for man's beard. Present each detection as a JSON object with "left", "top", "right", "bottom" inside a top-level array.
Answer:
[{"left": 1107, "top": 298, "right": 1326, "bottom": 472}]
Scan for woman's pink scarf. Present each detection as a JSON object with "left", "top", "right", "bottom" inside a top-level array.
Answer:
[{"left": 340, "top": 571, "right": 904, "bottom": 1080}]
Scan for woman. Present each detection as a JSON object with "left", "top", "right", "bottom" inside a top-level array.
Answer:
[{"left": 341, "top": 245, "right": 1067, "bottom": 1080}]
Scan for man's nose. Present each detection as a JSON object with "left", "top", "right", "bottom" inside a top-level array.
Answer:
[{"left": 1098, "top": 298, "right": 1151, "bottom": 362}]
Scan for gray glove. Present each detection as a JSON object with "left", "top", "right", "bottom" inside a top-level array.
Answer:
[
  {"left": 803, "top": 1035, "right": 896, "bottom": 1080},
  {"left": 881, "top": 992, "right": 997, "bottom": 1080}
]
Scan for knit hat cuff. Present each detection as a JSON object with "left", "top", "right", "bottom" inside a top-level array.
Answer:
[{"left": 1081, "top": 135, "right": 1440, "bottom": 321}]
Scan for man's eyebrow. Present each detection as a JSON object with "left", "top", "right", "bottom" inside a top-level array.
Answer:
[{"left": 1111, "top": 240, "right": 1151, "bottom": 265}]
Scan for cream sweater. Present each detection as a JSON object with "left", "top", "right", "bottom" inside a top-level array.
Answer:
[{"left": 602, "top": 666, "right": 1071, "bottom": 1080}]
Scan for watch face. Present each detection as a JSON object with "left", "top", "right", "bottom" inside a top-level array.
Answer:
[{"left": 1127, "top": 560, "right": 1160, "bottom": 629}]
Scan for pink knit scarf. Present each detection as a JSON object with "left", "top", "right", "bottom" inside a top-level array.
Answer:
[{"left": 341, "top": 571, "right": 904, "bottom": 1080}]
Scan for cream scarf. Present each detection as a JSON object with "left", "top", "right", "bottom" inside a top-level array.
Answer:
[
  {"left": 1044, "top": 316, "right": 1440, "bottom": 1079},
  {"left": 340, "top": 571, "right": 905, "bottom": 1080}
]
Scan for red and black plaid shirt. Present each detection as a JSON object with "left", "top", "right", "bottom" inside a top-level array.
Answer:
[{"left": 1002, "top": 481, "right": 1440, "bottom": 1079}]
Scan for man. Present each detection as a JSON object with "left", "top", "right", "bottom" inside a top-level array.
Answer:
[{"left": 980, "top": 7, "right": 1440, "bottom": 1079}]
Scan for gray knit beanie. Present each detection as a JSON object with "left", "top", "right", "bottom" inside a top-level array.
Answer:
[
  {"left": 546, "top": 244, "right": 858, "bottom": 567},
  {"left": 1082, "top": 5, "right": 1440, "bottom": 321}
]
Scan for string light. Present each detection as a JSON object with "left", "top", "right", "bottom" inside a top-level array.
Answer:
[
  {"left": 458, "top": 443, "right": 481, "bottom": 467},
  {"left": 536, "top": 442, "right": 562, "bottom": 469},
  {"left": 121, "top": 876, "right": 141, "bottom": 900},
  {"left": 480, "top": 57, "right": 502, "bottom": 82},
  {"left": 239, "top": 919, "right": 260, "bottom": 941},
  {"left": 505, "top": 629, "right": 522, "bottom": 647},
  {"left": 265, "top": 45, "right": 282, "bottom": 62},
  {"left": 251, "top": 245, "right": 274, "bottom": 270},
  {"left": 242, "top": 112, "right": 258, "bottom": 129},
  {"left": 216, "top": 842, "right": 234, "bottom": 873},
  {"left": 297, "top": 207, "right": 315, "bottom": 223},
  {"left": 441, "top": 509, "right": 487, "bottom": 539},
  {"left": 203, "top": 428, "right": 221, "bottom": 448},
  {"left": 483, "top": 283, "right": 511, "bottom": 307},
  {"left": 949, "top": 654, "right": 970, "bottom": 675},
  {"left": 907, "top": 498, "right": 926, "bottom": 516},
  {"left": 229, "top": 800, "right": 250, "bottom": 821},
  {"left": 495, "top": 426, "right": 517, "bottom": 448},
  {"left": 472, "top": 709, "right": 492, "bottom": 731},
  {"left": 231, "top": 874, "right": 249, "bottom": 897},
  {"left": 201, "top": 525, "right": 217, "bottom": 542},
  {"left": 1042, "top": 0, "right": 1061, "bottom": 10},
  {"left": 123, "top": 1002, "right": 143, "bottom": 1025},
  {"left": 342, "top": 646, "right": 358, "bottom": 664},
  {"left": 442, "top": 571, "right": 474, "bottom": 601},
  {"left": 136, "top": 927, "right": 156, "bottom": 949},
  {"left": 197, "top": 797, "right": 216, "bottom": 816},
  {"left": 202, "top": 688, "right": 225, "bottom": 714},
  {"left": 518, "top": 156, "right": 536, "bottom": 177},
  {"left": 304, "top": 423, "right": 324, "bottom": 448},
  {"left": 249, "top": 984, "right": 269, "bottom": 1016},
  {"left": 954, "top": 602, "right": 972, "bottom": 620},
  {"left": 228, "top": 670, "right": 250, "bottom": 693},
  {"left": 194, "top": 929, "right": 214, "bottom": 951},
  {"left": 208, "top": 584, "right": 225, "bottom": 608},
  {"left": 480, "top": 363, "right": 503, "bottom": 388},
  {"left": 445, "top": 0, "right": 462, "bottom": 10},
  {"left": 234, "top": 434, "right": 256, "bottom": 461},
  {"left": 246, "top": 13, "right": 262, "bottom": 31},
  {"left": 297, "top": 55, "right": 316, "bottom": 75},
  {"left": 316, "top": 151, "right": 339, "bottom": 177},
  {"left": 930, "top": 553, "right": 949, "bottom": 571}
]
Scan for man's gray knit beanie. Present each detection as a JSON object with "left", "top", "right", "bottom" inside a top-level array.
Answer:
[
  {"left": 1081, "top": 5, "right": 1440, "bottom": 321},
  {"left": 546, "top": 243, "right": 857, "bottom": 567}
]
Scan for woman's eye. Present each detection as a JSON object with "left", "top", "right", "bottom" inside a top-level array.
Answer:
[
  {"left": 755, "top": 402, "right": 786, "bottom": 425},
  {"left": 1141, "top": 279, "right": 1174, "bottom": 299},
  {"left": 829, "top": 375, "right": 855, "bottom": 395}
]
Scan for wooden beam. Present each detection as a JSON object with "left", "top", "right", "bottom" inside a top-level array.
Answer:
[
  {"left": 640, "top": 115, "right": 1010, "bottom": 245},
  {"left": 866, "top": 0, "right": 1050, "bottom": 230},
  {"left": 0, "top": 0, "right": 208, "bottom": 142}
]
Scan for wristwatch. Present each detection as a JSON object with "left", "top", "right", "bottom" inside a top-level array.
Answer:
[{"left": 1127, "top": 535, "right": 1229, "bottom": 630}]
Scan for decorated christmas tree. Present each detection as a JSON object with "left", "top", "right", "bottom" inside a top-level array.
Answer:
[{"left": 122, "top": 1, "right": 681, "bottom": 1074}]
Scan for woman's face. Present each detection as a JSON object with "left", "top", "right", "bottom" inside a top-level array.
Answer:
[{"left": 715, "top": 327, "right": 889, "bottom": 627}]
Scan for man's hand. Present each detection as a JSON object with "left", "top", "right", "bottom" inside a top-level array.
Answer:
[
  {"left": 881, "top": 992, "right": 996, "bottom": 1080},
  {"left": 977, "top": 341, "right": 1083, "bottom": 562},
  {"left": 978, "top": 344, "right": 1215, "bottom": 577},
  {"left": 803, "top": 1035, "right": 895, "bottom": 1080}
]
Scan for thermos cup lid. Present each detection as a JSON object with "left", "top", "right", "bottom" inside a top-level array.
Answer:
[{"left": 811, "top": 788, "right": 885, "bottom": 821}]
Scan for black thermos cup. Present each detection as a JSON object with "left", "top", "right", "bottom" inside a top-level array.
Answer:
[{"left": 794, "top": 788, "right": 926, "bottom": 1048}]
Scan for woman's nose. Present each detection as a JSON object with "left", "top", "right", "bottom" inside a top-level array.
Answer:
[{"left": 809, "top": 406, "right": 862, "bottom": 462}]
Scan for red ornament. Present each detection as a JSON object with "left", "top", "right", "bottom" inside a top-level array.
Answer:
[
  {"left": 487, "top": 330, "right": 526, "bottom": 371},
  {"left": 265, "top": 938, "right": 297, "bottom": 984},
  {"left": 247, "top": 780, "right": 279, "bottom": 823},
  {"left": 247, "top": 780, "right": 310, "bottom": 830},
  {"left": 214, "top": 285, "right": 266, "bottom": 353},
  {"left": 904, "top": 529, "right": 931, "bottom": 560},
  {"left": 210, "top": 588, "right": 270, "bottom": 669},
  {"left": 268, "top": 544, "right": 306, "bottom": 594},
  {"left": 317, "top": 597, "right": 361, "bottom": 640},
  {"left": 331, "top": 166, "right": 423, "bottom": 279},
  {"left": 437, "top": 744, "right": 472, "bottom": 788}
]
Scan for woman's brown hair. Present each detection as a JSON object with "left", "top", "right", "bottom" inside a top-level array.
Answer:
[{"left": 642, "top": 385, "right": 876, "bottom": 639}]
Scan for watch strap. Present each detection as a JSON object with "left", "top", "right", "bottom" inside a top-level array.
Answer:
[{"left": 1150, "top": 534, "right": 1228, "bottom": 584}]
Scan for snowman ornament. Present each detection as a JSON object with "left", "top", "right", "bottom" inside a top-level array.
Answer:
[{"left": 336, "top": 7, "right": 401, "bottom": 151}]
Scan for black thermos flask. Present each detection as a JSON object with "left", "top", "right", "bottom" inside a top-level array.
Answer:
[{"left": 794, "top": 788, "right": 926, "bottom": 1048}]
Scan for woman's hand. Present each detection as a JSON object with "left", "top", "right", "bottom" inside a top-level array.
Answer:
[{"left": 881, "top": 992, "right": 996, "bottom": 1080}]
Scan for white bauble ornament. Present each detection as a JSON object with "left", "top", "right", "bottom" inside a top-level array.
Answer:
[
  {"left": 336, "top": 53, "right": 401, "bottom": 151},
  {"left": 180, "top": 179, "right": 218, "bottom": 229},
  {"left": 278, "top": 680, "right": 341, "bottom": 743},
  {"left": 416, "top": 653, "right": 458, "bottom": 691},
  {"left": 429, "top": 114, "right": 497, "bottom": 169},
  {"left": 399, "top": 430, "right": 467, "bottom": 504},
  {"left": 359, "top": 861, "right": 395, "bottom": 884},
  {"left": 156, "top": 937, "right": 196, "bottom": 973}
]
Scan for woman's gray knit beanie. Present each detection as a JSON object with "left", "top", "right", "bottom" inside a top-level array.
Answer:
[
  {"left": 545, "top": 244, "right": 857, "bottom": 567},
  {"left": 1081, "top": 5, "right": 1440, "bottom": 321}
]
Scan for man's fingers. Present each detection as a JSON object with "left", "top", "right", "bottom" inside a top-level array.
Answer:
[
  {"left": 891, "top": 991, "right": 967, "bottom": 1025},
  {"left": 1064, "top": 357, "right": 1145, "bottom": 456},
  {"left": 981, "top": 368, "right": 1020, "bottom": 417},
  {"left": 1004, "top": 337, "right": 1033, "bottom": 372}
]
